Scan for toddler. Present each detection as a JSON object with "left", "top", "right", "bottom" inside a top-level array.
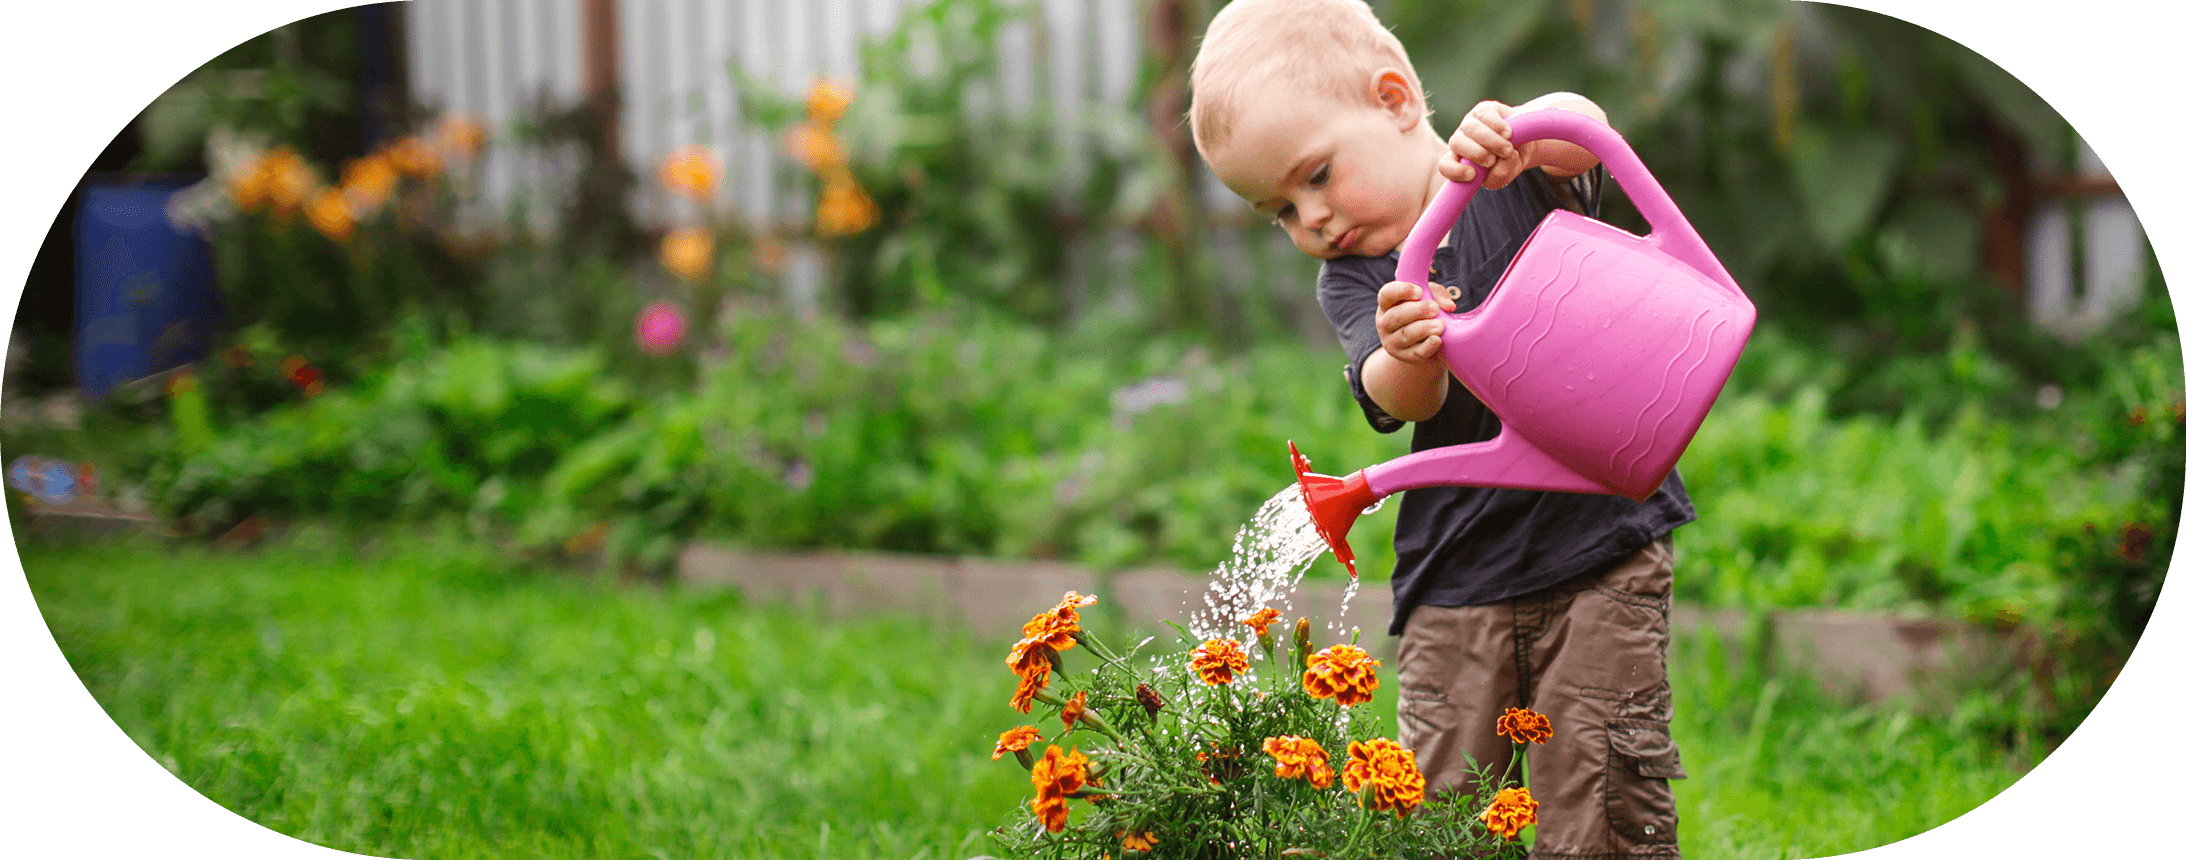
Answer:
[{"left": 1191, "top": 2, "right": 1695, "bottom": 858}]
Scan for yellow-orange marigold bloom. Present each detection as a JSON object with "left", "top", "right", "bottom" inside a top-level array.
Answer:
[
  {"left": 1059, "top": 691, "right": 1088, "bottom": 730},
  {"left": 806, "top": 76, "right": 853, "bottom": 125},
  {"left": 262, "top": 146, "right": 315, "bottom": 215},
  {"left": 340, "top": 152, "right": 398, "bottom": 216},
  {"left": 1303, "top": 644, "right": 1380, "bottom": 706},
  {"left": 1496, "top": 707, "right": 1553, "bottom": 746},
  {"left": 304, "top": 188, "right": 354, "bottom": 242},
  {"left": 993, "top": 726, "right": 1041, "bottom": 760},
  {"left": 1342, "top": 738, "right": 1425, "bottom": 816},
  {"left": 1242, "top": 607, "right": 1282, "bottom": 637},
  {"left": 1479, "top": 786, "right": 1539, "bottom": 840},
  {"left": 1021, "top": 611, "right": 1080, "bottom": 653},
  {"left": 659, "top": 227, "right": 715, "bottom": 281},
  {"left": 436, "top": 113, "right": 488, "bottom": 158},
  {"left": 1007, "top": 638, "right": 1054, "bottom": 678},
  {"left": 1190, "top": 638, "right": 1249, "bottom": 686},
  {"left": 815, "top": 173, "right": 878, "bottom": 237},
  {"left": 786, "top": 123, "right": 847, "bottom": 172},
  {"left": 657, "top": 146, "right": 718, "bottom": 200},
  {"left": 1029, "top": 746, "right": 1093, "bottom": 832},
  {"left": 1118, "top": 830, "right": 1158, "bottom": 852},
  {"left": 1262, "top": 735, "right": 1334, "bottom": 789},
  {"left": 386, "top": 135, "right": 441, "bottom": 179}
]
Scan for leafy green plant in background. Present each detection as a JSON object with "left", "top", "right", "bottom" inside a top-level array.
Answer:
[{"left": 734, "top": 0, "right": 1158, "bottom": 328}]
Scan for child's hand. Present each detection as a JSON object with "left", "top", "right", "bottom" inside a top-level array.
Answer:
[
  {"left": 1440, "top": 100, "right": 1528, "bottom": 190},
  {"left": 1376, "top": 280, "right": 1458, "bottom": 364}
]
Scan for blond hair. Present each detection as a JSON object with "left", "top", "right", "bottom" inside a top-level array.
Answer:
[{"left": 1188, "top": 0, "right": 1423, "bottom": 155}]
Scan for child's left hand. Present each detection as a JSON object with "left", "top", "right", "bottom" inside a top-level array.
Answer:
[{"left": 1440, "top": 100, "right": 1528, "bottom": 190}]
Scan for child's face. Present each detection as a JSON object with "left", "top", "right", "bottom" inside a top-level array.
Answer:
[{"left": 1203, "top": 81, "right": 1440, "bottom": 260}]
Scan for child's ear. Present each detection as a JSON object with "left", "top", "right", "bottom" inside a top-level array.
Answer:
[{"left": 1372, "top": 69, "right": 1425, "bottom": 130}]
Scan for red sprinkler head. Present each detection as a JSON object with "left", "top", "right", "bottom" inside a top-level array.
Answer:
[{"left": 1288, "top": 441, "right": 1379, "bottom": 579}]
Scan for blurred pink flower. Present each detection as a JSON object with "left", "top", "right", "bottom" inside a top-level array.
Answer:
[{"left": 635, "top": 300, "right": 688, "bottom": 356}]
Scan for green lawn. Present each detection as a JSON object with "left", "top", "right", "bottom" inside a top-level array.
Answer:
[{"left": 21, "top": 528, "right": 2035, "bottom": 859}]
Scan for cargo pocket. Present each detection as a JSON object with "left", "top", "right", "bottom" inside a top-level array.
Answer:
[{"left": 1605, "top": 718, "right": 1685, "bottom": 845}]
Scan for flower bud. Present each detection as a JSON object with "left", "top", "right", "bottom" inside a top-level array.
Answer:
[{"left": 1293, "top": 617, "right": 1313, "bottom": 673}]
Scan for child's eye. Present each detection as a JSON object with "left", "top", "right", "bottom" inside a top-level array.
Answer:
[
  {"left": 1306, "top": 163, "right": 1330, "bottom": 187},
  {"left": 1272, "top": 203, "right": 1295, "bottom": 225}
]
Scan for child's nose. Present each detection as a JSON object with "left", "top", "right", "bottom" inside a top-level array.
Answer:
[{"left": 1299, "top": 199, "right": 1333, "bottom": 231}]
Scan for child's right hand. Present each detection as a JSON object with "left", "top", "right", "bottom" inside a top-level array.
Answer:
[{"left": 1376, "top": 280, "right": 1457, "bottom": 364}]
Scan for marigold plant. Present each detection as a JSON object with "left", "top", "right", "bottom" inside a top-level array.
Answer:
[{"left": 985, "top": 593, "right": 1540, "bottom": 859}]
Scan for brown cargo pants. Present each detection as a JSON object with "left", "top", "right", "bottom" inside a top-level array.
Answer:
[{"left": 1397, "top": 540, "right": 1685, "bottom": 859}]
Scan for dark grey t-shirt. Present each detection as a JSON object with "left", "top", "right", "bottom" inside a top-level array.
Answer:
[{"left": 1316, "top": 166, "right": 1695, "bottom": 636}]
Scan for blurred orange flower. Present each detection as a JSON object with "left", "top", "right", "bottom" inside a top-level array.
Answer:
[
  {"left": 436, "top": 113, "right": 488, "bottom": 159},
  {"left": 657, "top": 146, "right": 719, "bottom": 200},
  {"left": 786, "top": 123, "right": 846, "bottom": 172},
  {"left": 1242, "top": 607, "right": 1282, "bottom": 637},
  {"left": 659, "top": 227, "right": 715, "bottom": 281},
  {"left": 1262, "top": 735, "right": 1334, "bottom": 789},
  {"left": 753, "top": 236, "right": 787, "bottom": 274},
  {"left": 256, "top": 146, "right": 316, "bottom": 215},
  {"left": 1342, "top": 738, "right": 1424, "bottom": 816},
  {"left": 1479, "top": 786, "right": 1539, "bottom": 840},
  {"left": 1303, "top": 644, "right": 1379, "bottom": 706},
  {"left": 304, "top": 188, "right": 353, "bottom": 242},
  {"left": 1495, "top": 707, "right": 1553, "bottom": 746},
  {"left": 386, "top": 135, "right": 441, "bottom": 180},
  {"left": 1189, "top": 638, "right": 1248, "bottom": 686},
  {"left": 341, "top": 152, "right": 398, "bottom": 216},
  {"left": 815, "top": 174, "right": 878, "bottom": 237},
  {"left": 1118, "top": 830, "right": 1158, "bottom": 853},
  {"left": 806, "top": 77, "right": 853, "bottom": 126}
]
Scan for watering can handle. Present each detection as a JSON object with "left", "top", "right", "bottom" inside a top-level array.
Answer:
[{"left": 1394, "top": 109, "right": 1739, "bottom": 295}]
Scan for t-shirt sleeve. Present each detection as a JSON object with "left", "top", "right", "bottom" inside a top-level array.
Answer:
[{"left": 1317, "top": 258, "right": 1405, "bottom": 434}]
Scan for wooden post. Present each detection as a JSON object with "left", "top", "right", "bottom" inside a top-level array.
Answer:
[{"left": 583, "top": 0, "right": 622, "bottom": 164}]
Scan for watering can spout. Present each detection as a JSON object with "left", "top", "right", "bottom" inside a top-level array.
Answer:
[{"left": 1289, "top": 441, "right": 1378, "bottom": 579}]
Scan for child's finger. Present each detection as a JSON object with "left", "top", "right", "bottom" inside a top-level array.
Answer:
[{"left": 1377, "top": 280, "right": 1423, "bottom": 312}]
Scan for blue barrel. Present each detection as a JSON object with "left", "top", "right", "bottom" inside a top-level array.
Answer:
[{"left": 73, "top": 177, "right": 223, "bottom": 400}]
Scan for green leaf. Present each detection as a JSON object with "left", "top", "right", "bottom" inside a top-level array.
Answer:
[{"left": 1788, "top": 126, "right": 1902, "bottom": 252}]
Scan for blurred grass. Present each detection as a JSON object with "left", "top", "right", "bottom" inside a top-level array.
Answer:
[{"left": 24, "top": 528, "right": 2033, "bottom": 860}]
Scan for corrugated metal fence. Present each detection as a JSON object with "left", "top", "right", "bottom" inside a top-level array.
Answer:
[{"left": 399, "top": 0, "right": 1316, "bottom": 327}]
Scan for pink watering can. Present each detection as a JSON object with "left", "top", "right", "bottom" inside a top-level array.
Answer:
[{"left": 1290, "top": 109, "right": 1756, "bottom": 578}]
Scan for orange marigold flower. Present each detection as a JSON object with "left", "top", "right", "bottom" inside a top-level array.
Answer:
[
  {"left": 1479, "top": 786, "right": 1539, "bottom": 840},
  {"left": 1060, "top": 691, "right": 1088, "bottom": 730},
  {"left": 1190, "top": 638, "right": 1249, "bottom": 686},
  {"left": 1029, "top": 746, "right": 1093, "bottom": 832},
  {"left": 1303, "top": 644, "right": 1380, "bottom": 707},
  {"left": 786, "top": 123, "right": 847, "bottom": 172},
  {"left": 304, "top": 188, "right": 354, "bottom": 242},
  {"left": 659, "top": 227, "right": 715, "bottom": 281},
  {"left": 1495, "top": 707, "right": 1553, "bottom": 746},
  {"left": 1242, "top": 607, "right": 1282, "bottom": 637},
  {"left": 436, "top": 113, "right": 488, "bottom": 158},
  {"left": 657, "top": 145, "right": 719, "bottom": 200},
  {"left": 262, "top": 146, "right": 316, "bottom": 215},
  {"left": 1007, "top": 637, "right": 1055, "bottom": 678},
  {"left": 340, "top": 152, "right": 397, "bottom": 216},
  {"left": 993, "top": 726, "right": 1042, "bottom": 760},
  {"left": 815, "top": 173, "right": 878, "bottom": 237},
  {"left": 1118, "top": 830, "right": 1158, "bottom": 853},
  {"left": 1196, "top": 743, "right": 1245, "bottom": 785},
  {"left": 1342, "top": 738, "right": 1425, "bottom": 816},
  {"left": 386, "top": 135, "right": 441, "bottom": 179},
  {"left": 1262, "top": 735, "right": 1334, "bottom": 789},
  {"left": 1010, "top": 661, "right": 1050, "bottom": 714},
  {"left": 1021, "top": 611, "right": 1080, "bottom": 653},
  {"left": 806, "top": 76, "right": 853, "bottom": 125}
]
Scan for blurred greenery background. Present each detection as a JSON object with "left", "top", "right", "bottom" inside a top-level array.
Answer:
[{"left": 5, "top": 0, "right": 2178, "bottom": 857}]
